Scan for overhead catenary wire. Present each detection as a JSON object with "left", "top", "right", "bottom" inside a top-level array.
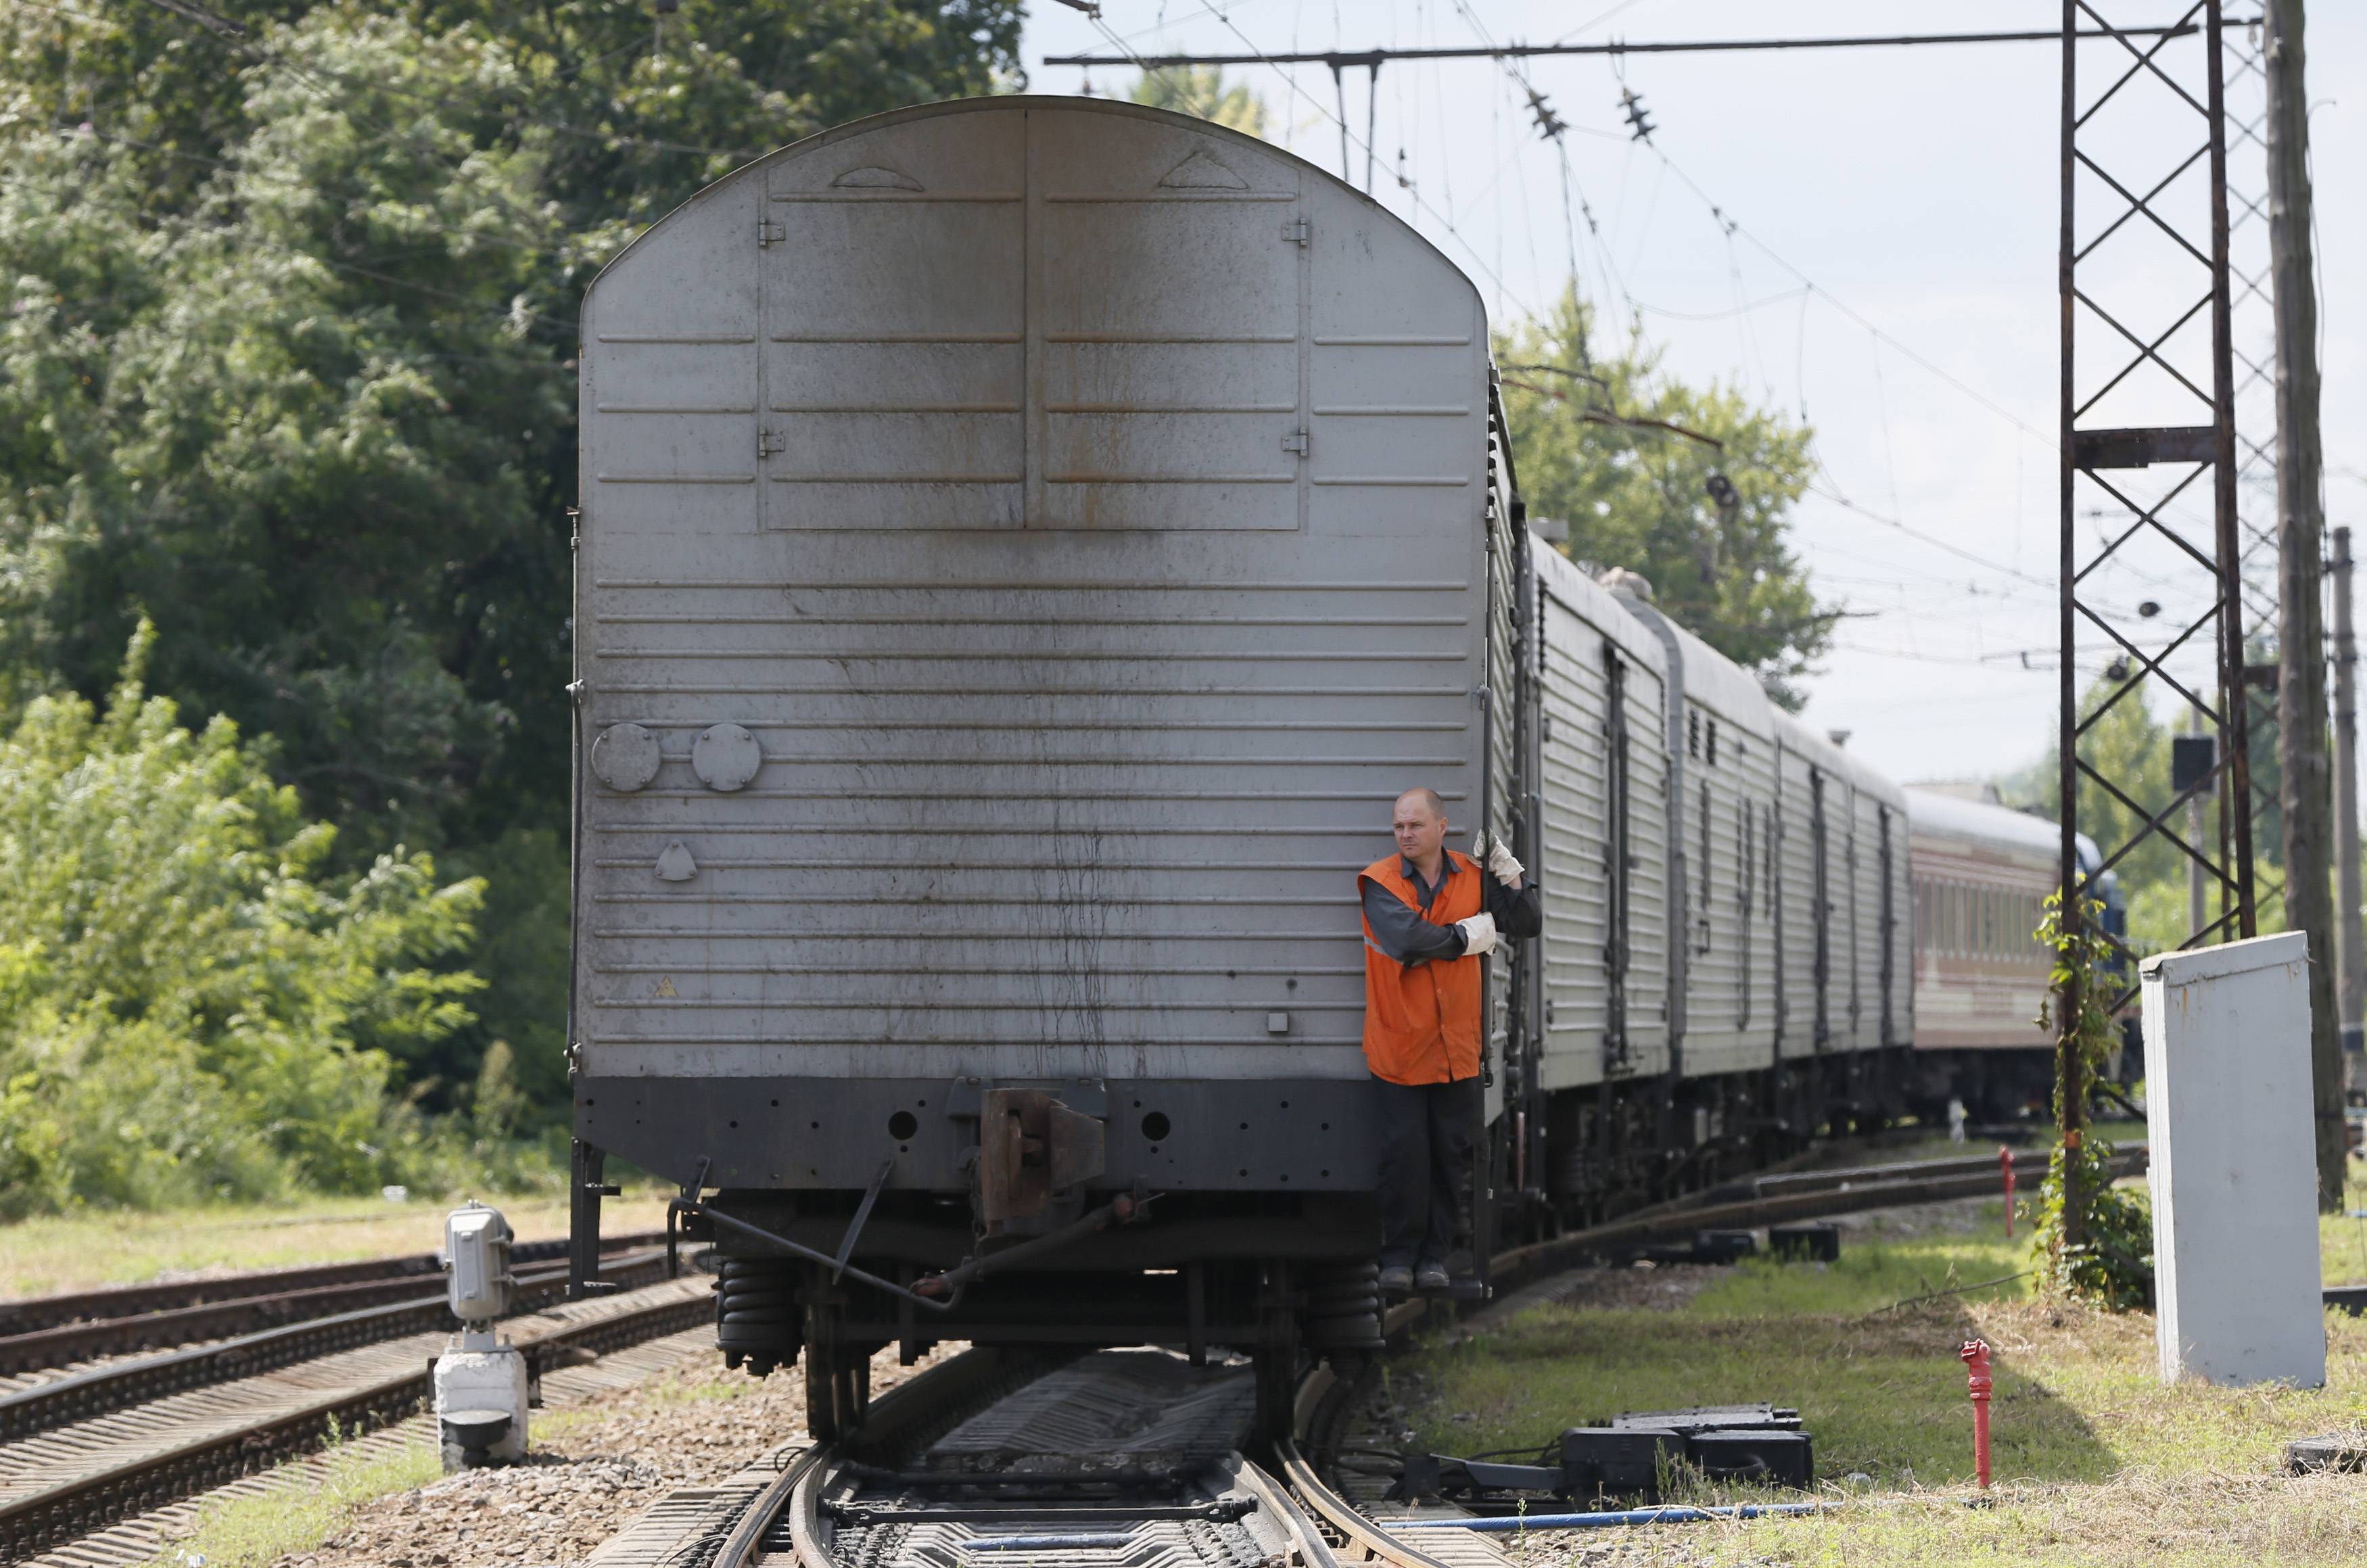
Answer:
[
  {"left": 1044, "top": 20, "right": 2245, "bottom": 68},
  {"left": 1806, "top": 482, "right": 2055, "bottom": 592},
  {"left": 1054, "top": 15, "right": 2071, "bottom": 462}
]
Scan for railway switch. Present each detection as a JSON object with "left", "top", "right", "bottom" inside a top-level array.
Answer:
[{"left": 436, "top": 1200, "right": 529, "bottom": 1469}]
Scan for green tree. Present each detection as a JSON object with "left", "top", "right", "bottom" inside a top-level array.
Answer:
[
  {"left": 0, "top": 625, "right": 486, "bottom": 1214},
  {"left": 0, "top": 1, "right": 1022, "bottom": 1124},
  {"left": 1497, "top": 289, "right": 1832, "bottom": 707},
  {"left": 1126, "top": 66, "right": 1269, "bottom": 137}
]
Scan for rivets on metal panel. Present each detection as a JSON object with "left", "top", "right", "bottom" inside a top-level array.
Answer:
[
  {"left": 693, "top": 723, "right": 763, "bottom": 791},
  {"left": 655, "top": 841, "right": 697, "bottom": 882},
  {"left": 589, "top": 722, "right": 661, "bottom": 791}
]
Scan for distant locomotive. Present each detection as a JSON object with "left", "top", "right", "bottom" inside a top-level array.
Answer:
[{"left": 561, "top": 95, "right": 2076, "bottom": 1438}]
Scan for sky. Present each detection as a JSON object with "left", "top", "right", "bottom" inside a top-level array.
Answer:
[{"left": 1016, "top": 1, "right": 2367, "bottom": 792}]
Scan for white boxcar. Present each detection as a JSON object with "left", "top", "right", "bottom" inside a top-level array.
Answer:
[
  {"left": 567, "top": 95, "right": 1927, "bottom": 1401},
  {"left": 571, "top": 99, "right": 1528, "bottom": 1420},
  {"left": 576, "top": 97, "right": 1498, "bottom": 1191}
]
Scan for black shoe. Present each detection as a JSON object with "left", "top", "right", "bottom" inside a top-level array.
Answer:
[
  {"left": 1415, "top": 1263, "right": 1451, "bottom": 1291},
  {"left": 1378, "top": 1264, "right": 1415, "bottom": 1295}
]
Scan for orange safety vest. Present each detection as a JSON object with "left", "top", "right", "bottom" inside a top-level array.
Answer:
[{"left": 1358, "top": 851, "right": 1484, "bottom": 1085}]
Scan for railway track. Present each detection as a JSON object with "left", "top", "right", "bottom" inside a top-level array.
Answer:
[
  {"left": 595, "top": 1348, "right": 1483, "bottom": 1568},
  {"left": 1486, "top": 1141, "right": 2147, "bottom": 1293},
  {"left": 0, "top": 1247, "right": 676, "bottom": 1445},
  {"left": 597, "top": 1138, "right": 2127, "bottom": 1568},
  {"left": 0, "top": 1274, "right": 712, "bottom": 1563},
  {"left": 17, "top": 1139, "right": 2102, "bottom": 1567},
  {"left": 0, "top": 1229, "right": 668, "bottom": 1370}
]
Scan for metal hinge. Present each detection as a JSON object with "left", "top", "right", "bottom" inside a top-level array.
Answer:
[
  {"left": 758, "top": 218, "right": 785, "bottom": 247},
  {"left": 1281, "top": 217, "right": 1309, "bottom": 245},
  {"left": 1280, "top": 429, "right": 1309, "bottom": 457},
  {"left": 757, "top": 428, "right": 783, "bottom": 459}
]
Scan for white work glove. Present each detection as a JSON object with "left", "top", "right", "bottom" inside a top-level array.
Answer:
[
  {"left": 1453, "top": 911, "right": 1500, "bottom": 957},
  {"left": 1470, "top": 830, "right": 1524, "bottom": 886}
]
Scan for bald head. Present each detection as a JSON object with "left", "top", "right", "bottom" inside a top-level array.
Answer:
[
  {"left": 1391, "top": 786, "right": 1449, "bottom": 875},
  {"left": 1395, "top": 786, "right": 1446, "bottom": 819}
]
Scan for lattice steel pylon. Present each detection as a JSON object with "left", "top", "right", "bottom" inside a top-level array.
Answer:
[
  {"left": 2220, "top": 20, "right": 2289, "bottom": 928},
  {"left": 2057, "top": 0, "right": 2261, "bottom": 1200}
]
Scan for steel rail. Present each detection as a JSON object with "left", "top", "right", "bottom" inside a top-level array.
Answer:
[
  {"left": 0, "top": 1230, "right": 668, "bottom": 1348},
  {"left": 0, "top": 1236, "right": 669, "bottom": 1376},
  {"left": 1275, "top": 1363, "right": 1455, "bottom": 1568},
  {"left": 1486, "top": 1143, "right": 2148, "bottom": 1292},
  {"left": 715, "top": 1347, "right": 1032, "bottom": 1568},
  {"left": 1731, "top": 1141, "right": 2140, "bottom": 1199},
  {"left": 701, "top": 1346, "right": 1356, "bottom": 1568},
  {"left": 0, "top": 1249, "right": 674, "bottom": 1445},
  {"left": 1272, "top": 1440, "right": 1451, "bottom": 1568},
  {"left": 0, "top": 1279, "right": 711, "bottom": 1563}
]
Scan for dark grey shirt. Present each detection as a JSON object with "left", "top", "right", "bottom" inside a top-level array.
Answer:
[{"left": 1360, "top": 851, "right": 1543, "bottom": 966}]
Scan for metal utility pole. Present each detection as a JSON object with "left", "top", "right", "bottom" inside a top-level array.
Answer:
[
  {"left": 2332, "top": 528, "right": 2362, "bottom": 1072},
  {"left": 2264, "top": 0, "right": 2341, "bottom": 1209},
  {"left": 2055, "top": 1, "right": 2084, "bottom": 1254},
  {"left": 2190, "top": 708, "right": 2209, "bottom": 937}
]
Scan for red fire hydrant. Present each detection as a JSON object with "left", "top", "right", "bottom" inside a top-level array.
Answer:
[
  {"left": 1961, "top": 1338, "right": 1994, "bottom": 1489},
  {"left": 2000, "top": 1146, "right": 2016, "bottom": 1239}
]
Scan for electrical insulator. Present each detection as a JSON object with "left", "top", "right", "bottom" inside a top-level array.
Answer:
[{"left": 1619, "top": 87, "right": 1656, "bottom": 142}]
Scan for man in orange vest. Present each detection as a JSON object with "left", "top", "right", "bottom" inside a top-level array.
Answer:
[{"left": 1359, "top": 786, "right": 1541, "bottom": 1294}]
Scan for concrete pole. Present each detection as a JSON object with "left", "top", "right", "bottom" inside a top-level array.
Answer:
[
  {"left": 2333, "top": 528, "right": 2362, "bottom": 1073},
  {"left": 2264, "top": 0, "right": 2343, "bottom": 1208}
]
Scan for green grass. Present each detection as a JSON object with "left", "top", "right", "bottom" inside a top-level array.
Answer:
[
  {"left": 151, "top": 1431, "right": 443, "bottom": 1568},
  {"left": 1688, "top": 1224, "right": 2032, "bottom": 1321},
  {"left": 1397, "top": 1171, "right": 2367, "bottom": 1567}
]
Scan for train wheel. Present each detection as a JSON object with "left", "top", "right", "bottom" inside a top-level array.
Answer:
[
  {"left": 1252, "top": 1343, "right": 1302, "bottom": 1445},
  {"left": 803, "top": 1296, "right": 865, "bottom": 1444},
  {"left": 1252, "top": 1259, "right": 1304, "bottom": 1444},
  {"left": 836, "top": 1353, "right": 871, "bottom": 1433},
  {"left": 803, "top": 1341, "right": 872, "bottom": 1443},
  {"left": 803, "top": 1342, "right": 841, "bottom": 1444}
]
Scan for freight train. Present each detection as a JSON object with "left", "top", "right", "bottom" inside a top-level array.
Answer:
[{"left": 561, "top": 95, "right": 2087, "bottom": 1438}]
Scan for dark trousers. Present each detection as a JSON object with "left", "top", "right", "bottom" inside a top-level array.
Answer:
[{"left": 1374, "top": 1074, "right": 1480, "bottom": 1271}]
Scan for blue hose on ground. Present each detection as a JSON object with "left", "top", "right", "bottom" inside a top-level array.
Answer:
[{"left": 1384, "top": 1502, "right": 1837, "bottom": 1529}]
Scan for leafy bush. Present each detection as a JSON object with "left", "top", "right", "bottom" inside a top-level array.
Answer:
[
  {"left": 2032, "top": 892, "right": 2155, "bottom": 1309},
  {"left": 0, "top": 0, "right": 1025, "bottom": 1129},
  {"left": 2032, "top": 1135, "right": 2155, "bottom": 1311},
  {"left": 0, "top": 624, "right": 489, "bottom": 1214}
]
